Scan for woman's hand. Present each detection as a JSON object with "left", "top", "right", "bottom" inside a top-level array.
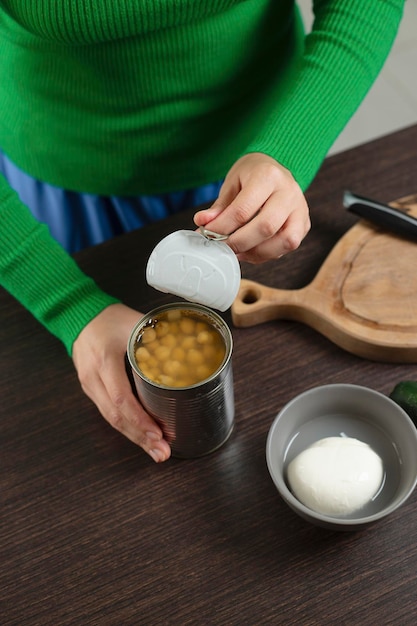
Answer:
[
  {"left": 72, "top": 303, "right": 171, "bottom": 463},
  {"left": 194, "top": 153, "right": 311, "bottom": 264}
]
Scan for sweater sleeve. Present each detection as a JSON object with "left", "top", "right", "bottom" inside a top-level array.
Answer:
[
  {"left": 243, "top": 0, "right": 405, "bottom": 190},
  {"left": 0, "top": 174, "right": 120, "bottom": 355}
]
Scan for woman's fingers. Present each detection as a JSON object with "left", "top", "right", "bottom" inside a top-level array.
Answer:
[
  {"left": 91, "top": 360, "right": 171, "bottom": 462},
  {"left": 194, "top": 153, "right": 311, "bottom": 264}
]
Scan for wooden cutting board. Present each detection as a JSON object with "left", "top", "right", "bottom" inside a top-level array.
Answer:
[{"left": 231, "top": 194, "right": 417, "bottom": 363}]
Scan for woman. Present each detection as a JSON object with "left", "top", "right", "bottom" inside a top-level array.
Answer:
[{"left": 0, "top": 0, "right": 405, "bottom": 462}]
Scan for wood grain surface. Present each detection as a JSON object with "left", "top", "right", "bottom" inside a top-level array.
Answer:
[
  {"left": 2, "top": 125, "right": 417, "bottom": 625},
  {"left": 232, "top": 195, "right": 417, "bottom": 362}
]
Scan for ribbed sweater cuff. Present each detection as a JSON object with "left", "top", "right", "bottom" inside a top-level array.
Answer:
[{"left": 0, "top": 181, "right": 119, "bottom": 354}]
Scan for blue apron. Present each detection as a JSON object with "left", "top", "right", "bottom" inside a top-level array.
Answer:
[{"left": 0, "top": 150, "right": 222, "bottom": 254}]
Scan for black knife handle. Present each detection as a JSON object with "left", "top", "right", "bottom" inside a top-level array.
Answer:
[{"left": 343, "top": 190, "right": 417, "bottom": 240}]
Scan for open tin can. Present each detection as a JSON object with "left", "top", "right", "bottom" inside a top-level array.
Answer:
[{"left": 127, "top": 302, "right": 234, "bottom": 458}]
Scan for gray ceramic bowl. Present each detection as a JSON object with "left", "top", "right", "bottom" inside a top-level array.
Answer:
[{"left": 266, "top": 384, "right": 417, "bottom": 531}]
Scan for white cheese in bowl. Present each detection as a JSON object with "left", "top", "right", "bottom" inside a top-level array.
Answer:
[{"left": 287, "top": 436, "right": 384, "bottom": 516}]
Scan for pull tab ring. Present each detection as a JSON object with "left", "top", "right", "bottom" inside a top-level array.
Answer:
[{"left": 199, "top": 226, "right": 229, "bottom": 242}]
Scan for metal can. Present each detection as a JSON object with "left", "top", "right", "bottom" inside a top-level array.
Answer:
[{"left": 127, "top": 303, "right": 234, "bottom": 458}]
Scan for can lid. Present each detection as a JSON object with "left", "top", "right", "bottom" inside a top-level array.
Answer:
[{"left": 146, "top": 230, "right": 241, "bottom": 311}]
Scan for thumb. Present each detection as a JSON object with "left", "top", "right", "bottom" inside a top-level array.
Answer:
[
  {"left": 193, "top": 198, "right": 227, "bottom": 226},
  {"left": 194, "top": 178, "right": 239, "bottom": 226}
]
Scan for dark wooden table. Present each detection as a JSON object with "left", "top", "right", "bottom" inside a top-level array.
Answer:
[{"left": 2, "top": 125, "right": 417, "bottom": 625}]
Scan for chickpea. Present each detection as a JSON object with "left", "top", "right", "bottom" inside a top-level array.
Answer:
[
  {"left": 196, "top": 364, "right": 212, "bottom": 380},
  {"left": 154, "top": 345, "right": 171, "bottom": 362},
  {"left": 143, "top": 339, "right": 158, "bottom": 354},
  {"left": 167, "top": 321, "right": 179, "bottom": 336},
  {"left": 161, "top": 333, "right": 177, "bottom": 348},
  {"left": 147, "top": 355, "right": 159, "bottom": 369},
  {"left": 182, "top": 336, "right": 197, "bottom": 350},
  {"left": 141, "top": 365, "right": 160, "bottom": 381},
  {"left": 158, "top": 374, "right": 175, "bottom": 387},
  {"left": 171, "top": 346, "right": 186, "bottom": 362},
  {"left": 135, "top": 346, "right": 150, "bottom": 363},
  {"left": 186, "top": 348, "right": 204, "bottom": 366},
  {"left": 155, "top": 320, "right": 170, "bottom": 338},
  {"left": 167, "top": 309, "right": 181, "bottom": 322},
  {"left": 195, "top": 321, "right": 208, "bottom": 334},
  {"left": 141, "top": 327, "right": 157, "bottom": 344},
  {"left": 179, "top": 317, "right": 196, "bottom": 335},
  {"left": 162, "top": 360, "right": 183, "bottom": 377},
  {"left": 197, "top": 330, "right": 214, "bottom": 345}
]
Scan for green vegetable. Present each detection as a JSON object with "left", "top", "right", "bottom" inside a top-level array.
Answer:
[{"left": 389, "top": 381, "right": 417, "bottom": 427}]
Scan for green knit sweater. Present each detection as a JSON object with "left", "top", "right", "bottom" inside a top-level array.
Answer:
[{"left": 0, "top": 0, "right": 404, "bottom": 353}]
